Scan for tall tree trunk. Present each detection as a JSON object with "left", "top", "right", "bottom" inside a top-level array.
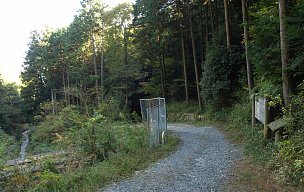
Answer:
[
  {"left": 241, "top": 0, "right": 253, "bottom": 92},
  {"left": 178, "top": 0, "right": 189, "bottom": 104},
  {"left": 209, "top": 1, "right": 215, "bottom": 34},
  {"left": 215, "top": 0, "right": 218, "bottom": 28},
  {"left": 92, "top": 34, "right": 100, "bottom": 104},
  {"left": 124, "top": 27, "right": 128, "bottom": 110},
  {"left": 159, "top": 54, "right": 166, "bottom": 98},
  {"left": 159, "top": 36, "right": 166, "bottom": 98},
  {"left": 224, "top": 0, "right": 232, "bottom": 48},
  {"left": 279, "top": 0, "right": 291, "bottom": 107},
  {"left": 51, "top": 89, "right": 55, "bottom": 115},
  {"left": 187, "top": 1, "right": 202, "bottom": 110},
  {"left": 181, "top": 37, "right": 189, "bottom": 104},
  {"left": 67, "top": 73, "right": 70, "bottom": 105},
  {"left": 62, "top": 69, "right": 68, "bottom": 106},
  {"left": 200, "top": 2, "right": 205, "bottom": 61},
  {"left": 100, "top": 22, "right": 105, "bottom": 102},
  {"left": 205, "top": 3, "right": 209, "bottom": 50}
]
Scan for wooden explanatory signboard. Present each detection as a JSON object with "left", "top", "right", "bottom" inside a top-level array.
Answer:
[
  {"left": 255, "top": 96, "right": 266, "bottom": 124},
  {"left": 253, "top": 95, "right": 271, "bottom": 139}
]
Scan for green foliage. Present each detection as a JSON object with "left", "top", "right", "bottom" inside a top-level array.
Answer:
[
  {"left": 0, "top": 82, "right": 23, "bottom": 135},
  {"left": 223, "top": 87, "right": 304, "bottom": 186},
  {"left": 113, "top": 123, "right": 147, "bottom": 154},
  {"left": 35, "top": 170, "right": 64, "bottom": 191},
  {"left": 0, "top": 80, "right": 23, "bottom": 164},
  {"left": 249, "top": 0, "right": 304, "bottom": 95},
  {"left": 0, "top": 130, "right": 19, "bottom": 165},
  {"left": 28, "top": 107, "right": 84, "bottom": 155},
  {"left": 4, "top": 120, "right": 179, "bottom": 191},
  {"left": 20, "top": 3, "right": 141, "bottom": 121},
  {"left": 225, "top": 97, "right": 276, "bottom": 164},
  {"left": 3, "top": 169, "right": 33, "bottom": 192},
  {"left": 287, "top": 0, "right": 304, "bottom": 85},
  {"left": 271, "top": 81, "right": 304, "bottom": 185},
  {"left": 249, "top": 0, "right": 281, "bottom": 94},
  {"left": 201, "top": 29, "right": 243, "bottom": 111},
  {"left": 20, "top": 31, "right": 50, "bottom": 122},
  {"left": 275, "top": 135, "right": 304, "bottom": 185},
  {"left": 167, "top": 102, "right": 201, "bottom": 114},
  {"left": 95, "top": 99, "right": 123, "bottom": 120},
  {"left": 77, "top": 115, "right": 116, "bottom": 161}
]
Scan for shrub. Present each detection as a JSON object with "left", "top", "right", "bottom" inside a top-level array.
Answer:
[
  {"left": 273, "top": 81, "right": 304, "bottom": 185},
  {"left": 28, "top": 106, "right": 84, "bottom": 155},
  {"left": 226, "top": 98, "right": 276, "bottom": 164},
  {"left": 201, "top": 29, "right": 243, "bottom": 111},
  {"left": 0, "top": 130, "right": 19, "bottom": 165}
]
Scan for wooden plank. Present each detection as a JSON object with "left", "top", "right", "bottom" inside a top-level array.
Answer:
[{"left": 268, "top": 118, "right": 287, "bottom": 132}]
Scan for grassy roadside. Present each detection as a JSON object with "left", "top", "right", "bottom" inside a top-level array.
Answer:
[
  {"left": 1, "top": 106, "right": 181, "bottom": 192},
  {"left": 3, "top": 131, "right": 179, "bottom": 192}
]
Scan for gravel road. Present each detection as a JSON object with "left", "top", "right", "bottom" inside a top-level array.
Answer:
[{"left": 102, "top": 124, "right": 242, "bottom": 192}]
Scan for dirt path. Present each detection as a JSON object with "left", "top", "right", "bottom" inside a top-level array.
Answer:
[{"left": 102, "top": 124, "right": 242, "bottom": 192}]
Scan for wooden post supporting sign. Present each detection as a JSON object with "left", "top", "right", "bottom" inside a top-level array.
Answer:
[
  {"left": 264, "top": 97, "right": 271, "bottom": 139},
  {"left": 252, "top": 94, "right": 256, "bottom": 128}
]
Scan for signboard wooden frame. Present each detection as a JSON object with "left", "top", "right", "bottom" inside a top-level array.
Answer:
[{"left": 252, "top": 95, "right": 271, "bottom": 139}]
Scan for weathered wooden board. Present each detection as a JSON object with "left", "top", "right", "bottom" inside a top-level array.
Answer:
[
  {"left": 255, "top": 96, "right": 266, "bottom": 124},
  {"left": 268, "top": 118, "right": 287, "bottom": 132}
]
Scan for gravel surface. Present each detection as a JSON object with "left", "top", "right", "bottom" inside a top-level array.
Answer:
[{"left": 102, "top": 124, "right": 242, "bottom": 192}]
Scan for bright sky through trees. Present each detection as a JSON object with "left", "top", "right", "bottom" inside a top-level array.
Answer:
[{"left": 0, "top": 0, "right": 132, "bottom": 84}]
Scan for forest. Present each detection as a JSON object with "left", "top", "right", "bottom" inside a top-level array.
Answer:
[{"left": 1, "top": 0, "right": 304, "bottom": 190}]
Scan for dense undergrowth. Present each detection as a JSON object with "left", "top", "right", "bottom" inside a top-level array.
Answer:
[
  {"left": 217, "top": 92, "right": 303, "bottom": 188},
  {"left": 1, "top": 103, "right": 180, "bottom": 191},
  {"left": 0, "top": 130, "right": 19, "bottom": 165},
  {"left": 223, "top": 94, "right": 303, "bottom": 187}
]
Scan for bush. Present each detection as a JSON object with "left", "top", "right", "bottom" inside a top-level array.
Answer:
[
  {"left": 201, "top": 29, "right": 243, "bottom": 111},
  {"left": 0, "top": 130, "right": 19, "bottom": 165},
  {"left": 28, "top": 106, "right": 84, "bottom": 155},
  {"left": 226, "top": 99, "right": 276, "bottom": 164},
  {"left": 76, "top": 114, "right": 116, "bottom": 161},
  {"left": 272, "top": 81, "right": 304, "bottom": 185}
]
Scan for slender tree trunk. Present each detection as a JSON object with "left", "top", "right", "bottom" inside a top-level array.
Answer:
[
  {"left": 62, "top": 69, "right": 68, "bottom": 106},
  {"left": 241, "top": 0, "right": 253, "bottom": 92},
  {"left": 209, "top": 1, "right": 215, "bottom": 34},
  {"left": 162, "top": 50, "right": 166, "bottom": 92},
  {"left": 187, "top": 1, "right": 202, "bottom": 110},
  {"left": 224, "top": 0, "right": 232, "bottom": 48},
  {"left": 181, "top": 37, "right": 189, "bottom": 104},
  {"left": 178, "top": 1, "right": 189, "bottom": 104},
  {"left": 124, "top": 27, "right": 128, "bottom": 110},
  {"left": 67, "top": 73, "right": 70, "bottom": 105},
  {"left": 92, "top": 34, "right": 100, "bottom": 104},
  {"left": 100, "top": 22, "right": 104, "bottom": 102},
  {"left": 159, "top": 54, "right": 166, "bottom": 98},
  {"left": 54, "top": 90, "right": 57, "bottom": 114},
  {"left": 279, "top": 0, "right": 291, "bottom": 107},
  {"left": 205, "top": 4, "right": 209, "bottom": 50},
  {"left": 215, "top": 0, "right": 218, "bottom": 28},
  {"left": 200, "top": 2, "right": 205, "bottom": 61},
  {"left": 51, "top": 89, "right": 55, "bottom": 115},
  {"left": 159, "top": 36, "right": 166, "bottom": 98}
]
